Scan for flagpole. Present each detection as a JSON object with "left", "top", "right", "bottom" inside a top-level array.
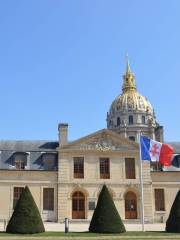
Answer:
[{"left": 138, "top": 131, "right": 145, "bottom": 232}]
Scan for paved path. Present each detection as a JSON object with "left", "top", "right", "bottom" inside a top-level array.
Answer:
[
  {"left": 0, "top": 222, "right": 166, "bottom": 232},
  {"left": 43, "top": 222, "right": 165, "bottom": 232},
  {"left": 0, "top": 222, "right": 175, "bottom": 240}
]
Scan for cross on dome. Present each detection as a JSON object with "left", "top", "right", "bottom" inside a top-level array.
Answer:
[{"left": 126, "top": 53, "right": 132, "bottom": 74}]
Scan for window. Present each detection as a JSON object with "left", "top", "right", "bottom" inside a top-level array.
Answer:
[
  {"left": 100, "top": 158, "right": 110, "bottom": 179},
  {"left": 151, "top": 161, "right": 162, "bottom": 171},
  {"left": 155, "top": 189, "right": 165, "bottom": 211},
  {"left": 13, "top": 153, "right": 27, "bottom": 170},
  {"left": 88, "top": 201, "right": 96, "bottom": 210},
  {"left": 129, "top": 136, "right": 135, "bottom": 141},
  {"left": 142, "top": 116, "right": 145, "bottom": 124},
  {"left": 74, "top": 157, "right": 84, "bottom": 178},
  {"left": 117, "top": 117, "right": 121, "bottom": 126},
  {"left": 43, "top": 153, "right": 57, "bottom": 170},
  {"left": 72, "top": 191, "right": 85, "bottom": 219},
  {"left": 109, "top": 120, "right": 113, "bottom": 126},
  {"left": 125, "top": 158, "right": 136, "bottom": 179},
  {"left": 125, "top": 191, "right": 137, "bottom": 219},
  {"left": 13, "top": 187, "right": 24, "bottom": 209},
  {"left": 129, "top": 115, "right": 134, "bottom": 125},
  {"left": 43, "top": 188, "right": 54, "bottom": 211}
]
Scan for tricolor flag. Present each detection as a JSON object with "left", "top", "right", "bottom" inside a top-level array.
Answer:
[{"left": 140, "top": 136, "right": 174, "bottom": 166}]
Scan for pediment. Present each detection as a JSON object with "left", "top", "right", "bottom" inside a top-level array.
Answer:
[{"left": 60, "top": 129, "right": 138, "bottom": 152}]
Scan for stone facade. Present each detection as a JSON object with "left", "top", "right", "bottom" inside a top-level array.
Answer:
[
  {"left": 0, "top": 58, "right": 179, "bottom": 224},
  {"left": 0, "top": 170, "right": 58, "bottom": 222},
  {"left": 57, "top": 129, "right": 153, "bottom": 222}
]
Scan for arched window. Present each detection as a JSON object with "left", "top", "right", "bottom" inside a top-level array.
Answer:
[
  {"left": 117, "top": 117, "right": 121, "bottom": 126},
  {"left": 72, "top": 191, "right": 85, "bottom": 219},
  {"left": 125, "top": 191, "right": 137, "bottom": 219},
  {"left": 129, "top": 115, "right": 134, "bottom": 125},
  {"left": 142, "top": 116, "right": 145, "bottom": 124}
]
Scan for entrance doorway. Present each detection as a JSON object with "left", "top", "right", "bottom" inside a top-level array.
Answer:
[
  {"left": 125, "top": 191, "right": 137, "bottom": 219},
  {"left": 72, "top": 191, "right": 85, "bottom": 219}
]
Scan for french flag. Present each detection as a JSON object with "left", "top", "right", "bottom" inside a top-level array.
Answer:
[{"left": 140, "top": 136, "right": 174, "bottom": 166}]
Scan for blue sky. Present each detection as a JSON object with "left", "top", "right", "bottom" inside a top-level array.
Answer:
[{"left": 0, "top": 0, "right": 179, "bottom": 141}]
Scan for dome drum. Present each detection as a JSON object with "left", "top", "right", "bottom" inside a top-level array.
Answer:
[{"left": 107, "top": 113, "right": 156, "bottom": 129}]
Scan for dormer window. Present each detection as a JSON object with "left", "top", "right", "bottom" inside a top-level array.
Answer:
[
  {"left": 42, "top": 153, "right": 57, "bottom": 170},
  {"left": 129, "top": 115, "right": 134, "bottom": 125},
  {"left": 13, "top": 153, "right": 28, "bottom": 170}
]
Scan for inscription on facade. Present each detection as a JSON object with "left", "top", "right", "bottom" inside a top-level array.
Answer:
[{"left": 77, "top": 134, "right": 135, "bottom": 151}]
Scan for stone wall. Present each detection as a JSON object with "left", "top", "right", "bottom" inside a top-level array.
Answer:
[
  {"left": 0, "top": 170, "right": 58, "bottom": 222},
  {"left": 151, "top": 171, "right": 180, "bottom": 223},
  {"left": 57, "top": 149, "right": 154, "bottom": 222}
]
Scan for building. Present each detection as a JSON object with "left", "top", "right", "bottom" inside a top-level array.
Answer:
[{"left": 0, "top": 58, "right": 180, "bottom": 223}]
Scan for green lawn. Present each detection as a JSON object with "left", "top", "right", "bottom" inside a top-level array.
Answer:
[{"left": 0, "top": 231, "right": 180, "bottom": 237}]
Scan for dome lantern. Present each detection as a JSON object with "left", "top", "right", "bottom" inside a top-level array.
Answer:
[{"left": 122, "top": 55, "right": 137, "bottom": 93}]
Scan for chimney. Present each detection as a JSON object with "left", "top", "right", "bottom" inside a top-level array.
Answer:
[{"left": 58, "top": 123, "right": 68, "bottom": 147}]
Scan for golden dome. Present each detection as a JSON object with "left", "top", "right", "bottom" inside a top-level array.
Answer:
[
  {"left": 107, "top": 56, "right": 158, "bottom": 140},
  {"left": 110, "top": 56, "right": 154, "bottom": 115},
  {"left": 110, "top": 91, "right": 154, "bottom": 115}
]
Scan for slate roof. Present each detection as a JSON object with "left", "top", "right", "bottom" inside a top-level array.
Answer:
[
  {"left": 0, "top": 139, "right": 179, "bottom": 171},
  {"left": 0, "top": 140, "right": 59, "bottom": 152},
  {"left": 0, "top": 140, "right": 59, "bottom": 171}
]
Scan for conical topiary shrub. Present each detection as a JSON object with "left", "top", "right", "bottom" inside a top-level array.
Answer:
[
  {"left": 166, "top": 190, "right": 180, "bottom": 232},
  {"left": 89, "top": 184, "right": 126, "bottom": 233},
  {"left": 6, "top": 186, "right": 45, "bottom": 234}
]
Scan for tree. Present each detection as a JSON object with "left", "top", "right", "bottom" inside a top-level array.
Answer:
[
  {"left": 6, "top": 186, "right": 45, "bottom": 234},
  {"left": 166, "top": 190, "right": 180, "bottom": 232},
  {"left": 89, "top": 184, "right": 126, "bottom": 233}
]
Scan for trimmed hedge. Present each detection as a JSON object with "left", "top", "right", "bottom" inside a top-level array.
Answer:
[
  {"left": 166, "top": 190, "right": 180, "bottom": 232},
  {"left": 89, "top": 184, "right": 126, "bottom": 233},
  {"left": 6, "top": 186, "right": 45, "bottom": 234}
]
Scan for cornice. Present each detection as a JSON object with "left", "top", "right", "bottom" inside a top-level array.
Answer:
[{"left": 58, "top": 149, "right": 139, "bottom": 156}]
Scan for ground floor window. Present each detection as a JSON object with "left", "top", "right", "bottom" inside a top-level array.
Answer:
[
  {"left": 155, "top": 189, "right": 165, "bottom": 211},
  {"left": 13, "top": 187, "right": 24, "bottom": 209},
  {"left": 43, "top": 188, "right": 54, "bottom": 211}
]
